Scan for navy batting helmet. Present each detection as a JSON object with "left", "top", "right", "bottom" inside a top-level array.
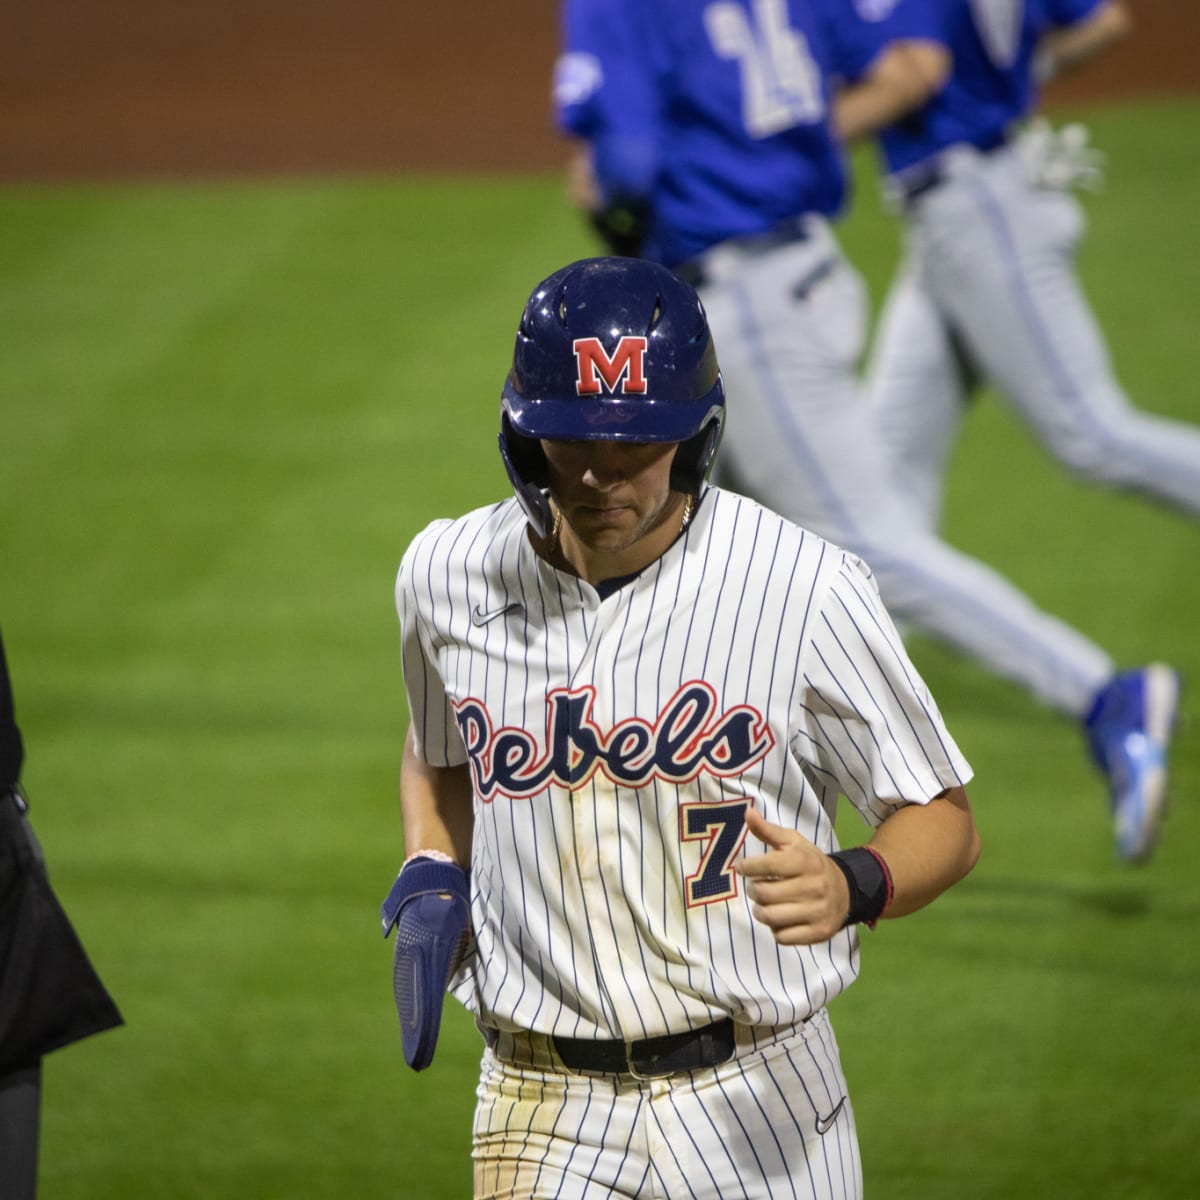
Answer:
[{"left": 499, "top": 257, "right": 725, "bottom": 538}]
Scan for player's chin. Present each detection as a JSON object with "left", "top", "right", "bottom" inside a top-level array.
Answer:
[
  {"left": 574, "top": 508, "right": 639, "bottom": 543},
  {"left": 577, "top": 503, "right": 634, "bottom": 525}
]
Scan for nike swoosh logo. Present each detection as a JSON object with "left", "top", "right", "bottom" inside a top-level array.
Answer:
[
  {"left": 471, "top": 601, "right": 521, "bottom": 626},
  {"left": 815, "top": 1096, "right": 846, "bottom": 1136}
]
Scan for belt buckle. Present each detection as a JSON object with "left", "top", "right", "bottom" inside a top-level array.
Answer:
[{"left": 625, "top": 1039, "right": 679, "bottom": 1081}]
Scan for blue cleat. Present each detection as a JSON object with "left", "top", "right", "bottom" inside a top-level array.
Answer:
[{"left": 1084, "top": 665, "right": 1181, "bottom": 863}]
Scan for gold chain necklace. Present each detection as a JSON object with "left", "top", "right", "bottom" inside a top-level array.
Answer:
[{"left": 680, "top": 494, "right": 694, "bottom": 530}]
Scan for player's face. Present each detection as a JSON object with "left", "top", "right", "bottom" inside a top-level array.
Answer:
[{"left": 540, "top": 437, "right": 683, "bottom": 565}]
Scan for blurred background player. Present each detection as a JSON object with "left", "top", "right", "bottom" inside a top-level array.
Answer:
[
  {"left": 869, "top": 0, "right": 1200, "bottom": 525},
  {"left": 552, "top": 0, "right": 1179, "bottom": 862},
  {"left": 864, "top": 0, "right": 1190, "bottom": 855},
  {"left": 1, "top": 627, "right": 123, "bottom": 1199}
]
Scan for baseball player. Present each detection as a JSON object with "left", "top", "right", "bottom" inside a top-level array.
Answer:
[
  {"left": 863, "top": 0, "right": 1192, "bottom": 858},
  {"left": 382, "top": 256, "right": 980, "bottom": 1199},
  {"left": 552, "top": 0, "right": 1179, "bottom": 862},
  {"left": 869, "top": 0, "right": 1200, "bottom": 527}
]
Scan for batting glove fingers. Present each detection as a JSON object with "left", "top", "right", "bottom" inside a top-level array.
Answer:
[{"left": 381, "top": 857, "right": 471, "bottom": 1071}]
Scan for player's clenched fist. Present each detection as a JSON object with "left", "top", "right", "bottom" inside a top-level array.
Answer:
[{"left": 736, "top": 806, "right": 851, "bottom": 946}]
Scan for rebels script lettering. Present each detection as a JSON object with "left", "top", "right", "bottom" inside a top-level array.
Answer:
[{"left": 454, "top": 682, "right": 775, "bottom": 802}]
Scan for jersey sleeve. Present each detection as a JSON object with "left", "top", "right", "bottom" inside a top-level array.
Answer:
[
  {"left": 794, "top": 552, "right": 972, "bottom": 827},
  {"left": 819, "top": 0, "right": 949, "bottom": 87},
  {"left": 816, "top": 0, "right": 907, "bottom": 84},
  {"left": 553, "top": 0, "right": 661, "bottom": 200},
  {"left": 872, "top": 0, "right": 950, "bottom": 50},
  {"left": 394, "top": 526, "right": 468, "bottom": 769}
]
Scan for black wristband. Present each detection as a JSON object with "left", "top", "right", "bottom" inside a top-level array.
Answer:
[{"left": 829, "top": 847, "right": 893, "bottom": 930}]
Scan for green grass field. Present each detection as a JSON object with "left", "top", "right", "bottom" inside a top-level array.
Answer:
[{"left": 2, "top": 99, "right": 1198, "bottom": 1199}]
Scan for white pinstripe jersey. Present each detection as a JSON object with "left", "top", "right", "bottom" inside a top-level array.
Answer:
[{"left": 395, "top": 485, "right": 972, "bottom": 1042}]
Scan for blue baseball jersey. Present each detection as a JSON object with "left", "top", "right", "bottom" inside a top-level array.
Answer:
[
  {"left": 554, "top": 0, "right": 911, "bottom": 267},
  {"left": 877, "top": 0, "right": 1107, "bottom": 175}
]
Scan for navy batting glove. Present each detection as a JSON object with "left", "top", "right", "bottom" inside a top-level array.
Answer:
[{"left": 381, "top": 856, "right": 471, "bottom": 1071}]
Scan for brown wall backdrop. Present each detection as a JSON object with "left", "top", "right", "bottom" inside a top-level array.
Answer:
[{"left": 0, "top": 0, "right": 1194, "bottom": 183}]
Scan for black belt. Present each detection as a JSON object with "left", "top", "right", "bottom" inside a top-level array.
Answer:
[
  {"left": 673, "top": 215, "right": 810, "bottom": 289},
  {"left": 553, "top": 1016, "right": 736, "bottom": 1078},
  {"left": 896, "top": 128, "right": 1011, "bottom": 205}
]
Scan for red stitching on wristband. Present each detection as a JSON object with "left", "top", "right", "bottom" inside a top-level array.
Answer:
[{"left": 862, "top": 846, "right": 894, "bottom": 921}]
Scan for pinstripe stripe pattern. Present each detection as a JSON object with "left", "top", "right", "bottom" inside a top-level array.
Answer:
[
  {"left": 472, "top": 1010, "right": 861, "bottom": 1199},
  {"left": 395, "top": 486, "right": 971, "bottom": 1042},
  {"left": 397, "top": 486, "right": 969, "bottom": 1193}
]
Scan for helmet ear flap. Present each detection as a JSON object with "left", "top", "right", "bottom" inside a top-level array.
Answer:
[
  {"left": 669, "top": 418, "right": 724, "bottom": 496},
  {"left": 500, "top": 414, "right": 550, "bottom": 488},
  {"left": 498, "top": 416, "right": 554, "bottom": 540}
]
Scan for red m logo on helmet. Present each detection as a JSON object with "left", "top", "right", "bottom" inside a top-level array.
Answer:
[{"left": 573, "top": 336, "right": 649, "bottom": 396}]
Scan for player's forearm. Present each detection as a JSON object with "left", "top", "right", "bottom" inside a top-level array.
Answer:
[
  {"left": 833, "top": 41, "right": 950, "bottom": 143},
  {"left": 865, "top": 786, "right": 980, "bottom": 919},
  {"left": 1035, "top": 0, "right": 1131, "bottom": 84},
  {"left": 399, "top": 726, "right": 474, "bottom": 868}
]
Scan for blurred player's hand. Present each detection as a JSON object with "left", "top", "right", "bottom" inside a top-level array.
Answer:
[
  {"left": 1018, "top": 117, "right": 1106, "bottom": 192},
  {"left": 566, "top": 143, "right": 602, "bottom": 211},
  {"left": 736, "top": 806, "right": 851, "bottom": 945},
  {"left": 565, "top": 143, "right": 650, "bottom": 257}
]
